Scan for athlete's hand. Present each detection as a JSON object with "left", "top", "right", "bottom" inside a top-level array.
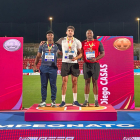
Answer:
[
  {"left": 90, "top": 58, "right": 97, "bottom": 62},
  {"left": 33, "top": 65, "right": 37, "bottom": 72},
  {"left": 40, "top": 41, "right": 45, "bottom": 46},
  {"left": 71, "top": 57, "right": 77, "bottom": 61}
]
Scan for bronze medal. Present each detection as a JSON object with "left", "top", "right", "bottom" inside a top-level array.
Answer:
[
  {"left": 87, "top": 40, "right": 94, "bottom": 52},
  {"left": 90, "top": 48, "right": 93, "bottom": 52}
]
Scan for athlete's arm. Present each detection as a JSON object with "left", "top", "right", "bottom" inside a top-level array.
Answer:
[
  {"left": 71, "top": 40, "right": 82, "bottom": 61},
  {"left": 96, "top": 42, "right": 105, "bottom": 60},
  {"left": 90, "top": 42, "right": 105, "bottom": 62},
  {"left": 55, "top": 38, "right": 63, "bottom": 55},
  {"left": 33, "top": 52, "right": 42, "bottom": 72},
  {"left": 71, "top": 48, "right": 82, "bottom": 61},
  {"left": 55, "top": 38, "right": 63, "bottom": 46},
  {"left": 56, "top": 43, "right": 62, "bottom": 55},
  {"left": 80, "top": 48, "right": 84, "bottom": 56},
  {"left": 39, "top": 41, "right": 45, "bottom": 46},
  {"left": 33, "top": 45, "right": 42, "bottom": 72},
  {"left": 34, "top": 52, "right": 42, "bottom": 65},
  {"left": 57, "top": 51, "right": 63, "bottom": 55},
  {"left": 96, "top": 51, "right": 105, "bottom": 60}
]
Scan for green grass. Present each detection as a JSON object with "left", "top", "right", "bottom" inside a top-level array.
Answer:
[
  {"left": 23, "top": 75, "right": 140, "bottom": 108},
  {"left": 134, "top": 75, "right": 140, "bottom": 107}
]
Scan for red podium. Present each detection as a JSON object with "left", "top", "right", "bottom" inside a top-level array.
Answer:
[{"left": 25, "top": 104, "right": 117, "bottom": 121}]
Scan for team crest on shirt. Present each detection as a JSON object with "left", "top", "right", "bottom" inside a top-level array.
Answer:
[{"left": 84, "top": 42, "right": 95, "bottom": 47}]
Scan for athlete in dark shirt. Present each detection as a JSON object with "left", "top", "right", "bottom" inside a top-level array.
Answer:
[{"left": 33, "top": 30, "right": 61, "bottom": 107}]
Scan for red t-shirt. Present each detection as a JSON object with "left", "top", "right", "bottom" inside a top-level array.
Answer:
[{"left": 82, "top": 39, "right": 103, "bottom": 63}]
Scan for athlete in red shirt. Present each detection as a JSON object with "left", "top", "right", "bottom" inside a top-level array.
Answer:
[{"left": 81, "top": 30, "right": 105, "bottom": 107}]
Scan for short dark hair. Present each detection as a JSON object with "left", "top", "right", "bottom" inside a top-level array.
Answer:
[
  {"left": 66, "top": 26, "right": 75, "bottom": 31},
  {"left": 86, "top": 29, "right": 93, "bottom": 32},
  {"left": 46, "top": 30, "right": 54, "bottom": 35}
]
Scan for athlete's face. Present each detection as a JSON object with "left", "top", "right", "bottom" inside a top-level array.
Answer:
[
  {"left": 46, "top": 33, "right": 54, "bottom": 41},
  {"left": 86, "top": 30, "right": 94, "bottom": 40},
  {"left": 66, "top": 29, "right": 74, "bottom": 37}
]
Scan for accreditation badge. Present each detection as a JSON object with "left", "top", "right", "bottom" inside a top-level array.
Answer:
[
  {"left": 86, "top": 51, "right": 95, "bottom": 60},
  {"left": 65, "top": 50, "right": 74, "bottom": 59},
  {"left": 45, "top": 53, "right": 54, "bottom": 61}
]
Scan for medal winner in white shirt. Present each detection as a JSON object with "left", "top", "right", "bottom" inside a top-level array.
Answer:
[{"left": 56, "top": 26, "right": 82, "bottom": 107}]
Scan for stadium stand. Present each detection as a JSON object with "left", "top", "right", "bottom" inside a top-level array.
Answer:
[
  {"left": 23, "top": 59, "right": 140, "bottom": 70},
  {"left": 23, "top": 58, "right": 84, "bottom": 70}
]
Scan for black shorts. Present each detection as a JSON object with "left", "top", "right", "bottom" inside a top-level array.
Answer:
[
  {"left": 83, "top": 62, "right": 100, "bottom": 80},
  {"left": 61, "top": 62, "right": 80, "bottom": 77}
]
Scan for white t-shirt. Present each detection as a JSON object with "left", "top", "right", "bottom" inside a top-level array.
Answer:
[{"left": 56, "top": 37, "right": 82, "bottom": 63}]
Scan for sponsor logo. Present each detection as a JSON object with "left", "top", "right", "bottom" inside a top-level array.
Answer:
[
  {"left": 3, "top": 39, "right": 21, "bottom": 52},
  {"left": 23, "top": 73, "right": 29, "bottom": 75},
  {"left": 19, "top": 137, "right": 74, "bottom": 140},
  {"left": 57, "top": 70, "right": 61, "bottom": 74},
  {"left": 85, "top": 43, "right": 95, "bottom": 46},
  {"left": 0, "top": 124, "right": 134, "bottom": 128},
  {"left": 80, "top": 69, "right": 83, "bottom": 74},
  {"left": 134, "top": 73, "right": 140, "bottom": 75},
  {"left": 113, "top": 38, "right": 131, "bottom": 51},
  {"left": 36, "top": 106, "right": 107, "bottom": 111},
  {"left": 100, "top": 64, "right": 110, "bottom": 104},
  {"left": 29, "top": 73, "right": 40, "bottom": 75},
  {"left": 123, "top": 137, "right": 140, "bottom": 140}
]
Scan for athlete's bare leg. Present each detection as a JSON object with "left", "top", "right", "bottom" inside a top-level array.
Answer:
[
  {"left": 85, "top": 78, "right": 91, "bottom": 95},
  {"left": 92, "top": 78, "right": 98, "bottom": 95},
  {"left": 62, "top": 76, "right": 68, "bottom": 95},
  {"left": 71, "top": 75, "right": 77, "bottom": 93},
  {"left": 92, "top": 78, "right": 99, "bottom": 107}
]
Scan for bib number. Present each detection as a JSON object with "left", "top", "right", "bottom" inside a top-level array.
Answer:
[
  {"left": 65, "top": 51, "right": 74, "bottom": 59},
  {"left": 86, "top": 51, "right": 95, "bottom": 60},
  {"left": 45, "top": 53, "right": 54, "bottom": 61}
]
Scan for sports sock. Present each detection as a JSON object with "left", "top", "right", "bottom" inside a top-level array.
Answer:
[
  {"left": 85, "top": 94, "right": 89, "bottom": 102},
  {"left": 62, "top": 95, "right": 66, "bottom": 102},
  {"left": 73, "top": 93, "right": 77, "bottom": 102},
  {"left": 94, "top": 94, "right": 98, "bottom": 101}
]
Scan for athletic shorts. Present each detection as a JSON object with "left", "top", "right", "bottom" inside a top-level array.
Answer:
[
  {"left": 61, "top": 62, "right": 80, "bottom": 77},
  {"left": 83, "top": 62, "right": 100, "bottom": 80}
]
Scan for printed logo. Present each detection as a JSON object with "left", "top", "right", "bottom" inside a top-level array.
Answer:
[
  {"left": 19, "top": 137, "right": 74, "bottom": 140},
  {"left": 3, "top": 39, "right": 21, "bottom": 52},
  {"left": 57, "top": 70, "right": 61, "bottom": 74},
  {"left": 113, "top": 38, "right": 131, "bottom": 51},
  {"left": 123, "top": 137, "right": 140, "bottom": 140}
]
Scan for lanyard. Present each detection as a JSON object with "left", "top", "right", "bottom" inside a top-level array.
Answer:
[
  {"left": 47, "top": 41, "right": 53, "bottom": 53},
  {"left": 87, "top": 39, "right": 94, "bottom": 52},
  {"left": 67, "top": 37, "right": 74, "bottom": 52}
]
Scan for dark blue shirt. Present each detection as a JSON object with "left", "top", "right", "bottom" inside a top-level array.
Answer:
[{"left": 38, "top": 43, "right": 58, "bottom": 67}]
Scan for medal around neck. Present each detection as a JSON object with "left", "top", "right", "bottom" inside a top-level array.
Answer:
[
  {"left": 44, "top": 41, "right": 54, "bottom": 61},
  {"left": 67, "top": 37, "right": 74, "bottom": 59}
]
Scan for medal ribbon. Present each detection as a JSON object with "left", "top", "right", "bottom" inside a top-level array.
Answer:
[
  {"left": 67, "top": 37, "right": 74, "bottom": 52},
  {"left": 47, "top": 41, "right": 53, "bottom": 53},
  {"left": 87, "top": 39, "right": 94, "bottom": 51}
]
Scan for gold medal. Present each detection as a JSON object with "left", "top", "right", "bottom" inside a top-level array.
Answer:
[{"left": 90, "top": 48, "right": 93, "bottom": 52}]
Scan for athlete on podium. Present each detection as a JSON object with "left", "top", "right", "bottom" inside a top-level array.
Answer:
[
  {"left": 81, "top": 30, "right": 105, "bottom": 107},
  {"left": 33, "top": 30, "right": 61, "bottom": 107},
  {"left": 56, "top": 26, "right": 82, "bottom": 107}
]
